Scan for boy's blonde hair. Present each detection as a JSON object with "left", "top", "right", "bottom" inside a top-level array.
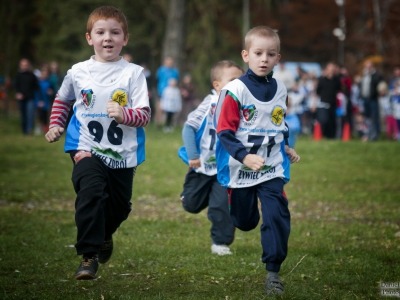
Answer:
[
  {"left": 210, "top": 60, "right": 243, "bottom": 83},
  {"left": 87, "top": 6, "right": 128, "bottom": 37},
  {"left": 244, "top": 26, "right": 280, "bottom": 52}
]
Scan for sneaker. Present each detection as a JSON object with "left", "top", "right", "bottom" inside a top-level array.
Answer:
[
  {"left": 211, "top": 244, "right": 232, "bottom": 256},
  {"left": 75, "top": 255, "right": 99, "bottom": 280},
  {"left": 265, "top": 276, "right": 284, "bottom": 296},
  {"left": 98, "top": 239, "right": 113, "bottom": 264}
]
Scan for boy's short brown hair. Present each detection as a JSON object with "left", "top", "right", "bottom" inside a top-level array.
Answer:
[
  {"left": 210, "top": 60, "right": 244, "bottom": 83},
  {"left": 87, "top": 6, "right": 128, "bottom": 37},
  {"left": 244, "top": 26, "right": 280, "bottom": 52}
]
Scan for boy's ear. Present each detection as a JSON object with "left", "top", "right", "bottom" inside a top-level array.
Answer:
[
  {"left": 212, "top": 80, "right": 220, "bottom": 91},
  {"left": 241, "top": 50, "right": 249, "bottom": 63},
  {"left": 275, "top": 53, "right": 282, "bottom": 65},
  {"left": 86, "top": 33, "right": 93, "bottom": 46},
  {"left": 123, "top": 34, "right": 129, "bottom": 46}
]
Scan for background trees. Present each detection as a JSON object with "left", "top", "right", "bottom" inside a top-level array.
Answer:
[{"left": 1, "top": 0, "right": 399, "bottom": 95}]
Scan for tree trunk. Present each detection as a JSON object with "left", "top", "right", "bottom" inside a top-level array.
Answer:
[
  {"left": 372, "top": 0, "right": 383, "bottom": 56},
  {"left": 162, "top": 0, "right": 185, "bottom": 71}
]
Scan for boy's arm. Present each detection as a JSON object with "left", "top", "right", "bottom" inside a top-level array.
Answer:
[
  {"left": 182, "top": 95, "right": 214, "bottom": 168},
  {"left": 119, "top": 72, "right": 151, "bottom": 127},
  {"left": 46, "top": 94, "right": 73, "bottom": 143},
  {"left": 45, "top": 71, "right": 76, "bottom": 143},
  {"left": 182, "top": 124, "right": 200, "bottom": 168},
  {"left": 216, "top": 93, "right": 249, "bottom": 163}
]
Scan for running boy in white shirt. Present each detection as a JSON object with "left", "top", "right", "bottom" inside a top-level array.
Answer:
[
  {"left": 215, "top": 26, "right": 300, "bottom": 295},
  {"left": 178, "top": 61, "right": 243, "bottom": 255},
  {"left": 45, "top": 6, "right": 151, "bottom": 280}
]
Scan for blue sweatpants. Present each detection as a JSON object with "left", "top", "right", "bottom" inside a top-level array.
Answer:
[{"left": 229, "top": 178, "right": 290, "bottom": 272}]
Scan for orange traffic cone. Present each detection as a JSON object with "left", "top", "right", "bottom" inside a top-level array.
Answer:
[
  {"left": 313, "top": 121, "right": 322, "bottom": 141},
  {"left": 342, "top": 122, "right": 350, "bottom": 142}
]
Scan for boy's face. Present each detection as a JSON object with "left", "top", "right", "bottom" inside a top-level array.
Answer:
[
  {"left": 241, "top": 36, "right": 280, "bottom": 77},
  {"left": 213, "top": 67, "right": 243, "bottom": 94},
  {"left": 86, "top": 18, "right": 129, "bottom": 63}
]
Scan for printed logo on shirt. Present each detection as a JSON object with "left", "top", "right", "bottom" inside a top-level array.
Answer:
[
  {"left": 91, "top": 148, "right": 127, "bottom": 169},
  {"left": 81, "top": 89, "right": 96, "bottom": 110},
  {"left": 241, "top": 104, "right": 258, "bottom": 125},
  {"left": 238, "top": 166, "right": 276, "bottom": 181},
  {"left": 110, "top": 88, "right": 129, "bottom": 107},
  {"left": 271, "top": 105, "right": 284, "bottom": 126},
  {"left": 204, "top": 156, "right": 217, "bottom": 172},
  {"left": 209, "top": 103, "right": 217, "bottom": 116}
]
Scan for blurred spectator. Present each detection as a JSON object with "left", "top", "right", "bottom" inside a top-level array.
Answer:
[
  {"left": 389, "top": 67, "right": 400, "bottom": 91},
  {"left": 161, "top": 78, "right": 181, "bottom": 132},
  {"left": 0, "top": 76, "right": 9, "bottom": 115},
  {"left": 178, "top": 73, "right": 196, "bottom": 125},
  {"left": 156, "top": 56, "right": 179, "bottom": 128},
  {"left": 295, "top": 65, "right": 307, "bottom": 82},
  {"left": 286, "top": 92, "right": 301, "bottom": 148},
  {"left": 378, "top": 81, "right": 397, "bottom": 140},
  {"left": 360, "top": 60, "right": 383, "bottom": 141},
  {"left": 335, "top": 90, "right": 347, "bottom": 139},
  {"left": 122, "top": 53, "right": 132, "bottom": 63},
  {"left": 303, "top": 72, "right": 319, "bottom": 135},
  {"left": 316, "top": 62, "right": 342, "bottom": 139},
  {"left": 274, "top": 62, "right": 295, "bottom": 91},
  {"left": 355, "top": 112, "right": 368, "bottom": 142},
  {"left": 140, "top": 63, "right": 153, "bottom": 119},
  {"left": 389, "top": 78, "right": 400, "bottom": 141},
  {"left": 35, "top": 68, "right": 53, "bottom": 135},
  {"left": 339, "top": 66, "right": 353, "bottom": 131},
  {"left": 15, "top": 58, "right": 39, "bottom": 135},
  {"left": 49, "top": 61, "right": 62, "bottom": 108},
  {"left": 287, "top": 83, "right": 304, "bottom": 133}
]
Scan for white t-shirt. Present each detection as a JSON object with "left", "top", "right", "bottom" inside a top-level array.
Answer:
[{"left": 58, "top": 56, "right": 149, "bottom": 168}]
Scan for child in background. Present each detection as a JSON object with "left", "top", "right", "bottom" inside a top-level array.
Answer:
[
  {"left": 178, "top": 61, "right": 243, "bottom": 255},
  {"left": 378, "top": 81, "right": 397, "bottom": 140},
  {"left": 178, "top": 73, "right": 196, "bottom": 125},
  {"left": 335, "top": 90, "right": 347, "bottom": 139},
  {"left": 391, "top": 80, "right": 400, "bottom": 140},
  {"left": 45, "top": 6, "right": 151, "bottom": 280},
  {"left": 287, "top": 82, "right": 304, "bottom": 141},
  {"left": 36, "top": 68, "right": 53, "bottom": 134},
  {"left": 215, "top": 26, "right": 300, "bottom": 296},
  {"left": 285, "top": 96, "right": 301, "bottom": 148},
  {"left": 161, "top": 78, "right": 182, "bottom": 132}
]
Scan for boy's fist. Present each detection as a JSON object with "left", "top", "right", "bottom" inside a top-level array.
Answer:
[
  {"left": 107, "top": 101, "right": 124, "bottom": 123},
  {"left": 243, "top": 154, "right": 265, "bottom": 172},
  {"left": 45, "top": 127, "right": 64, "bottom": 143},
  {"left": 189, "top": 158, "right": 201, "bottom": 169},
  {"left": 285, "top": 145, "right": 300, "bottom": 163}
]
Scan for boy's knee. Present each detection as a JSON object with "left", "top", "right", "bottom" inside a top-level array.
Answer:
[
  {"left": 231, "top": 216, "right": 258, "bottom": 231},
  {"left": 182, "top": 199, "right": 203, "bottom": 214}
]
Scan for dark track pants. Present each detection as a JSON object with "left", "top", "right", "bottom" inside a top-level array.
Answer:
[
  {"left": 229, "top": 178, "right": 290, "bottom": 272},
  {"left": 71, "top": 155, "right": 135, "bottom": 255},
  {"left": 181, "top": 169, "right": 235, "bottom": 245}
]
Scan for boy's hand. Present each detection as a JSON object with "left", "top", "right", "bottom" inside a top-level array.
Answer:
[
  {"left": 285, "top": 145, "right": 300, "bottom": 163},
  {"left": 189, "top": 158, "right": 201, "bottom": 169},
  {"left": 107, "top": 101, "right": 124, "bottom": 123},
  {"left": 243, "top": 154, "right": 265, "bottom": 172},
  {"left": 45, "top": 127, "right": 64, "bottom": 143}
]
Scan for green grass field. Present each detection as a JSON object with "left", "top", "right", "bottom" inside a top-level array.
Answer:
[{"left": 0, "top": 114, "right": 399, "bottom": 299}]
